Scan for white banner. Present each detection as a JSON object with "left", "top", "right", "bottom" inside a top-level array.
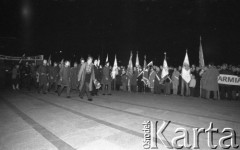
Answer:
[
  {"left": 0, "top": 55, "right": 44, "bottom": 61},
  {"left": 218, "top": 74, "right": 240, "bottom": 86}
]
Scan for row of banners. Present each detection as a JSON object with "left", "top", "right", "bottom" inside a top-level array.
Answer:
[
  {"left": 218, "top": 74, "right": 240, "bottom": 86},
  {"left": 0, "top": 55, "right": 44, "bottom": 61}
]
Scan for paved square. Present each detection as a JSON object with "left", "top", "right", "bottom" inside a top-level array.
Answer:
[{"left": 0, "top": 90, "right": 239, "bottom": 150}]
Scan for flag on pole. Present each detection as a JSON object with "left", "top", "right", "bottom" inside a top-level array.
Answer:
[
  {"left": 161, "top": 52, "right": 169, "bottom": 78},
  {"left": 142, "top": 55, "right": 150, "bottom": 87},
  {"left": 106, "top": 54, "right": 108, "bottom": 62},
  {"left": 199, "top": 36, "right": 205, "bottom": 68},
  {"left": 143, "top": 55, "right": 146, "bottom": 69},
  {"left": 127, "top": 51, "right": 133, "bottom": 77},
  {"left": 135, "top": 51, "right": 140, "bottom": 67},
  {"left": 181, "top": 50, "right": 191, "bottom": 83},
  {"left": 111, "top": 55, "right": 118, "bottom": 79},
  {"left": 97, "top": 56, "right": 100, "bottom": 66}
]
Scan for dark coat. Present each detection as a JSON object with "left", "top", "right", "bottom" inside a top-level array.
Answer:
[
  {"left": 70, "top": 66, "right": 79, "bottom": 89},
  {"left": 37, "top": 65, "right": 48, "bottom": 84},
  {"left": 130, "top": 70, "right": 138, "bottom": 86},
  {"left": 59, "top": 66, "right": 71, "bottom": 86},
  {"left": 94, "top": 65, "right": 101, "bottom": 82},
  {"left": 101, "top": 66, "right": 111, "bottom": 84},
  {"left": 49, "top": 66, "right": 59, "bottom": 83},
  {"left": 121, "top": 73, "right": 128, "bottom": 85}
]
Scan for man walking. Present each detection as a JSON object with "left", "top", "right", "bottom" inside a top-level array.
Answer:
[
  {"left": 37, "top": 60, "right": 49, "bottom": 94},
  {"left": 78, "top": 56, "right": 96, "bottom": 101},
  {"left": 58, "top": 61, "right": 71, "bottom": 98}
]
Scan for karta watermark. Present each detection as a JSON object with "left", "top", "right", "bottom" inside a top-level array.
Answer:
[{"left": 142, "top": 121, "right": 239, "bottom": 149}]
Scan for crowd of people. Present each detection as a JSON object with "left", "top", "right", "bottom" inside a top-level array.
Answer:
[{"left": 1, "top": 57, "right": 240, "bottom": 101}]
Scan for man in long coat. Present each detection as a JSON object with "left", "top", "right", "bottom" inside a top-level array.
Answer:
[
  {"left": 37, "top": 60, "right": 49, "bottom": 94},
  {"left": 78, "top": 57, "right": 95, "bottom": 101},
  {"left": 58, "top": 61, "right": 71, "bottom": 98},
  {"left": 21, "top": 62, "right": 31, "bottom": 90},
  {"left": 49, "top": 62, "right": 59, "bottom": 92},
  {"left": 70, "top": 62, "right": 79, "bottom": 91},
  {"left": 101, "top": 62, "right": 112, "bottom": 95},
  {"left": 202, "top": 64, "right": 220, "bottom": 99}
]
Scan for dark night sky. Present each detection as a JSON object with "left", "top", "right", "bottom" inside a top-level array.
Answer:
[{"left": 1, "top": 0, "right": 240, "bottom": 66}]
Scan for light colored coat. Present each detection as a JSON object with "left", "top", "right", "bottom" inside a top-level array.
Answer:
[{"left": 78, "top": 63, "right": 95, "bottom": 91}]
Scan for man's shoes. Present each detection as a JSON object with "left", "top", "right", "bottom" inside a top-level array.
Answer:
[
  {"left": 67, "top": 96, "right": 71, "bottom": 98},
  {"left": 80, "top": 96, "right": 83, "bottom": 99},
  {"left": 102, "top": 94, "right": 105, "bottom": 95},
  {"left": 108, "top": 93, "right": 112, "bottom": 95},
  {"left": 88, "top": 98, "right": 92, "bottom": 101}
]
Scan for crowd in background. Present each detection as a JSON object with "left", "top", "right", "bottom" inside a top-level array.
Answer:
[{"left": 0, "top": 58, "right": 240, "bottom": 101}]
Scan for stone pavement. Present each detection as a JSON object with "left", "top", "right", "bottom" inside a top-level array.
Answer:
[{"left": 0, "top": 90, "right": 239, "bottom": 150}]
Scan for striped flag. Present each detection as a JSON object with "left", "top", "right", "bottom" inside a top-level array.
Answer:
[
  {"left": 199, "top": 36, "right": 205, "bottom": 68},
  {"left": 181, "top": 50, "right": 191, "bottom": 83}
]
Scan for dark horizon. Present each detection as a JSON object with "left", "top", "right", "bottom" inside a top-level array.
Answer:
[{"left": 1, "top": 0, "right": 240, "bottom": 66}]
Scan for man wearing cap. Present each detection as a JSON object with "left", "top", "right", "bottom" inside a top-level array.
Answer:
[{"left": 78, "top": 56, "right": 96, "bottom": 101}]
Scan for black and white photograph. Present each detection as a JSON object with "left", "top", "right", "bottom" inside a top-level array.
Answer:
[{"left": 0, "top": 0, "right": 240, "bottom": 149}]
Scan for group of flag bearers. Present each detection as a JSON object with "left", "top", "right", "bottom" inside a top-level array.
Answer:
[
  {"left": 110, "top": 36, "right": 220, "bottom": 100},
  {"left": 11, "top": 36, "right": 223, "bottom": 100}
]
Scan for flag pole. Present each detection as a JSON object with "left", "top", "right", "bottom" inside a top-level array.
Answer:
[{"left": 199, "top": 36, "right": 202, "bottom": 98}]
